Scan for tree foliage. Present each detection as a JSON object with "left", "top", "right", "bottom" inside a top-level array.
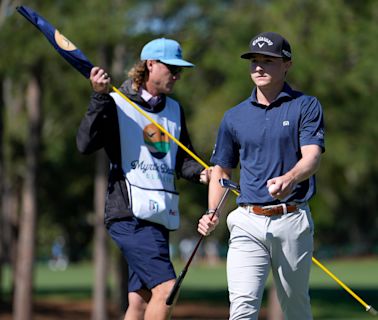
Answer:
[{"left": 0, "top": 0, "right": 377, "bottom": 269}]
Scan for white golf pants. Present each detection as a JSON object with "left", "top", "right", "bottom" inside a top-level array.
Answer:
[{"left": 226, "top": 204, "right": 314, "bottom": 320}]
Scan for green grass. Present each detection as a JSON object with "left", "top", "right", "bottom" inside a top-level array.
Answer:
[
  {"left": 175, "top": 256, "right": 378, "bottom": 290},
  {"left": 2, "top": 262, "right": 96, "bottom": 299},
  {"left": 174, "top": 257, "right": 378, "bottom": 318},
  {"left": 310, "top": 257, "right": 378, "bottom": 288},
  {"left": 2, "top": 257, "right": 378, "bottom": 318}
]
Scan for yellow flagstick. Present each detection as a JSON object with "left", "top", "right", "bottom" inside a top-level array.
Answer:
[
  {"left": 312, "top": 257, "right": 377, "bottom": 315},
  {"left": 111, "top": 84, "right": 377, "bottom": 316}
]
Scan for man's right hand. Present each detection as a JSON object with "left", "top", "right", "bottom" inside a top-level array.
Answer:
[
  {"left": 90, "top": 67, "right": 111, "bottom": 93},
  {"left": 197, "top": 212, "right": 219, "bottom": 236}
]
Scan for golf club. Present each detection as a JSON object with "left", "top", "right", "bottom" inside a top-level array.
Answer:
[{"left": 166, "top": 178, "right": 240, "bottom": 306}]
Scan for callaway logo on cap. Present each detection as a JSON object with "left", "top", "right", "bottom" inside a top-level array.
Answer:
[
  {"left": 253, "top": 36, "right": 273, "bottom": 48},
  {"left": 241, "top": 32, "right": 292, "bottom": 60}
]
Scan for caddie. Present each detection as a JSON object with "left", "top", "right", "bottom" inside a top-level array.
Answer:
[{"left": 77, "top": 38, "right": 212, "bottom": 320}]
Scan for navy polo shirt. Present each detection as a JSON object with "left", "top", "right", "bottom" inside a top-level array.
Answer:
[{"left": 211, "top": 83, "right": 325, "bottom": 205}]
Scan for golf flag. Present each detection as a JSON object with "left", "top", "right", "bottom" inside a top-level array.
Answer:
[{"left": 16, "top": 5, "right": 94, "bottom": 78}]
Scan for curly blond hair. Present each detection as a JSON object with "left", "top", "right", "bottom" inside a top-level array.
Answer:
[{"left": 127, "top": 60, "right": 148, "bottom": 92}]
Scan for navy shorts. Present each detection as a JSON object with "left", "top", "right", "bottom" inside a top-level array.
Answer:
[{"left": 107, "top": 217, "right": 176, "bottom": 292}]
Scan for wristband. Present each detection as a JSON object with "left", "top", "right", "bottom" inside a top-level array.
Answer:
[{"left": 206, "top": 209, "right": 216, "bottom": 215}]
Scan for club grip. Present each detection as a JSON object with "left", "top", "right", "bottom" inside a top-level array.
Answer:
[{"left": 166, "top": 269, "right": 187, "bottom": 305}]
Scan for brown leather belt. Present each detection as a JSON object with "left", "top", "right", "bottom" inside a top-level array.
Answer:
[{"left": 242, "top": 203, "right": 298, "bottom": 216}]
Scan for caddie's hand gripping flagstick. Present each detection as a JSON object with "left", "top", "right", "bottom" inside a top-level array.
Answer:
[
  {"left": 165, "top": 178, "right": 240, "bottom": 306},
  {"left": 16, "top": 6, "right": 377, "bottom": 316}
]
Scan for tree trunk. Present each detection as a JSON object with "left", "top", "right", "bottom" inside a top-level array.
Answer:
[
  {"left": 1, "top": 78, "right": 21, "bottom": 303},
  {"left": 0, "top": 76, "right": 4, "bottom": 303},
  {"left": 13, "top": 74, "right": 42, "bottom": 320},
  {"left": 110, "top": 42, "right": 129, "bottom": 316},
  {"left": 267, "top": 284, "right": 283, "bottom": 320},
  {"left": 90, "top": 45, "right": 112, "bottom": 320},
  {"left": 91, "top": 150, "right": 109, "bottom": 320}
]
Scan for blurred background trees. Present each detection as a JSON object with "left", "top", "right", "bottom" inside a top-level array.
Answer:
[{"left": 0, "top": 0, "right": 377, "bottom": 317}]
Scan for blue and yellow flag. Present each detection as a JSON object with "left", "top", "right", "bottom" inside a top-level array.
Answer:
[{"left": 17, "top": 6, "right": 94, "bottom": 78}]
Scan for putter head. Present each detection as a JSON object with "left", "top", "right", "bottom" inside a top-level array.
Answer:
[{"left": 219, "top": 178, "right": 240, "bottom": 192}]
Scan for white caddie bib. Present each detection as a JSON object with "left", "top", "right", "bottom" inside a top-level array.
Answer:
[{"left": 110, "top": 92, "right": 181, "bottom": 230}]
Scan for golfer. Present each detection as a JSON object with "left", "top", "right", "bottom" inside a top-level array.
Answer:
[
  {"left": 198, "top": 32, "right": 325, "bottom": 319},
  {"left": 77, "top": 38, "right": 211, "bottom": 320}
]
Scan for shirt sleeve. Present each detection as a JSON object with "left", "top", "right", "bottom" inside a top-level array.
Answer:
[
  {"left": 299, "top": 96, "right": 325, "bottom": 152},
  {"left": 210, "top": 113, "right": 240, "bottom": 168},
  {"left": 76, "top": 92, "right": 118, "bottom": 155}
]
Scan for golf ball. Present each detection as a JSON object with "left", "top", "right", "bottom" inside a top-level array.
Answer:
[{"left": 268, "top": 184, "right": 279, "bottom": 194}]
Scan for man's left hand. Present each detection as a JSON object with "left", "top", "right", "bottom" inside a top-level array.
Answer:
[{"left": 199, "top": 167, "right": 213, "bottom": 184}]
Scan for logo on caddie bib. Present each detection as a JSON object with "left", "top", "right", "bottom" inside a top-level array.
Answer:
[{"left": 143, "top": 123, "right": 170, "bottom": 159}]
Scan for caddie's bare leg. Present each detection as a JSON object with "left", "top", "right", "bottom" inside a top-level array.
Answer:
[
  {"left": 124, "top": 290, "right": 150, "bottom": 320},
  {"left": 144, "top": 280, "right": 175, "bottom": 320}
]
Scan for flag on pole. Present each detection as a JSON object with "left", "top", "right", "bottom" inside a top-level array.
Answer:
[{"left": 16, "top": 5, "right": 94, "bottom": 78}]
